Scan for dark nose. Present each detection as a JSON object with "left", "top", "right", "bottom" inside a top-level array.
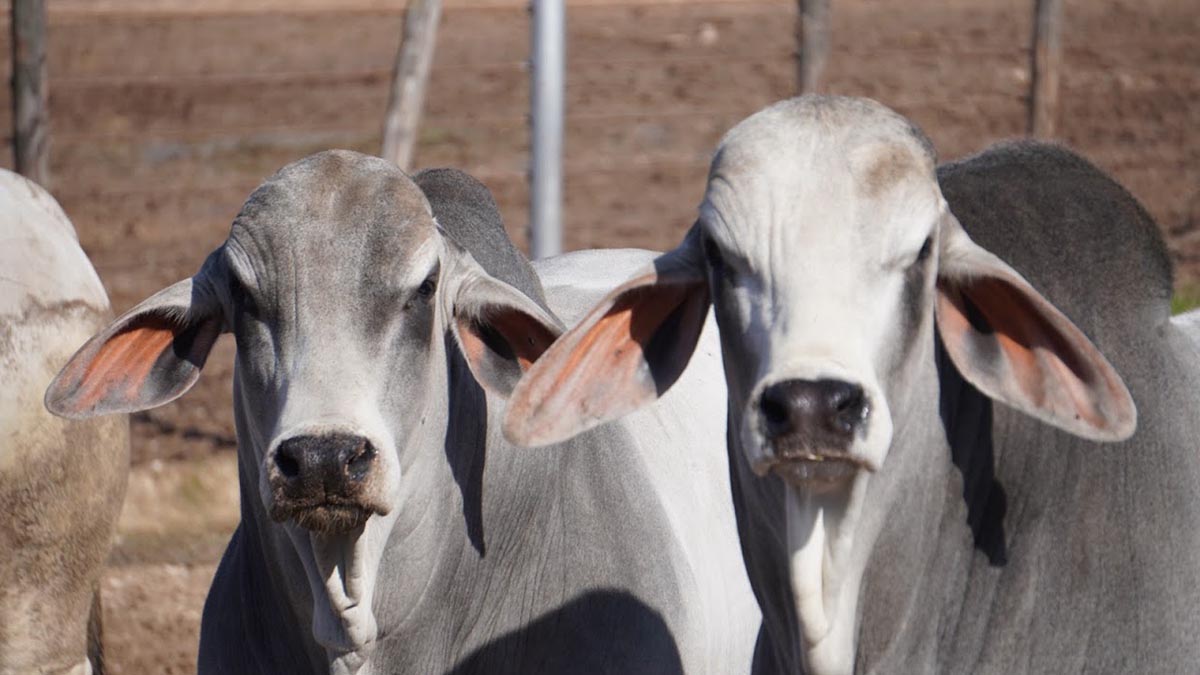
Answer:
[
  {"left": 759, "top": 379, "right": 869, "bottom": 444},
  {"left": 273, "top": 433, "right": 376, "bottom": 500}
]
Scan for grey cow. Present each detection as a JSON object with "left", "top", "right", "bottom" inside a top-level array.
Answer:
[
  {"left": 2, "top": 170, "right": 129, "bottom": 675},
  {"left": 507, "top": 96, "right": 1200, "bottom": 674},
  {"left": 46, "top": 152, "right": 758, "bottom": 674}
]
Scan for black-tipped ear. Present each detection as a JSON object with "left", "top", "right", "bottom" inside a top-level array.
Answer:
[
  {"left": 45, "top": 278, "right": 224, "bottom": 419},
  {"left": 935, "top": 212, "right": 1136, "bottom": 441},
  {"left": 504, "top": 237, "right": 710, "bottom": 447}
]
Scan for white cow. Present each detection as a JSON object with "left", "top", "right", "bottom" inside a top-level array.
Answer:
[
  {"left": 1, "top": 170, "right": 129, "bottom": 675},
  {"left": 507, "top": 96, "right": 1200, "bottom": 674}
]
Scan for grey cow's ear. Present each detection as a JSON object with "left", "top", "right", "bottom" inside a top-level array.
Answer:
[
  {"left": 450, "top": 259, "right": 565, "bottom": 400},
  {"left": 504, "top": 234, "right": 710, "bottom": 447},
  {"left": 45, "top": 277, "right": 224, "bottom": 420},
  {"left": 934, "top": 212, "right": 1136, "bottom": 442}
]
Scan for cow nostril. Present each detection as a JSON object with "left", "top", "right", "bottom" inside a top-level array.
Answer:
[
  {"left": 346, "top": 441, "right": 376, "bottom": 482},
  {"left": 832, "top": 386, "right": 868, "bottom": 433},
  {"left": 760, "top": 393, "right": 790, "bottom": 432},
  {"left": 275, "top": 451, "right": 300, "bottom": 479}
]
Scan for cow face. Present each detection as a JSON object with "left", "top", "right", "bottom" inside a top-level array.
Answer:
[
  {"left": 694, "top": 103, "right": 945, "bottom": 486},
  {"left": 504, "top": 96, "right": 1135, "bottom": 674},
  {"left": 45, "top": 151, "right": 561, "bottom": 656}
]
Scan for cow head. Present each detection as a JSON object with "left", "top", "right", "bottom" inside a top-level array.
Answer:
[
  {"left": 504, "top": 96, "right": 1135, "bottom": 674},
  {"left": 45, "top": 151, "right": 561, "bottom": 665}
]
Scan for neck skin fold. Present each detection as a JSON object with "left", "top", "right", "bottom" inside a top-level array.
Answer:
[
  {"left": 786, "top": 475, "right": 871, "bottom": 675},
  {"left": 284, "top": 512, "right": 400, "bottom": 675},
  {"left": 778, "top": 338, "right": 945, "bottom": 675}
]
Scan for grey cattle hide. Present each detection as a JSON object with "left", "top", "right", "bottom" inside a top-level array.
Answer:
[
  {"left": 45, "top": 151, "right": 758, "bottom": 675},
  {"left": 2, "top": 169, "right": 129, "bottom": 675},
  {"left": 505, "top": 97, "right": 1200, "bottom": 674}
]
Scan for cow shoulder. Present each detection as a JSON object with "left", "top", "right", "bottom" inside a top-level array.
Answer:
[
  {"left": 938, "top": 142, "right": 1200, "bottom": 672},
  {"left": 532, "top": 248, "right": 760, "bottom": 669},
  {"left": 532, "top": 248, "right": 659, "bottom": 325}
]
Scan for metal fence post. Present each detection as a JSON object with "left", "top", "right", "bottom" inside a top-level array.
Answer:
[{"left": 529, "top": 0, "right": 564, "bottom": 259}]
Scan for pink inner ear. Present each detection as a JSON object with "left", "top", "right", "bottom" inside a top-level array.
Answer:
[
  {"left": 459, "top": 306, "right": 559, "bottom": 372},
  {"left": 554, "top": 282, "right": 699, "bottom": 396},
  {"left": 937, "top": 276, "right": 1127, "bottom": 433},
  {"left": 77, "top": 317, "right": 178, "bottom": 410},
  {"left": 505, "top": 274, "right": 708, "bottom": 447},
  {"left": 72, "top": 317, "right": 179, "bottom": 412}
]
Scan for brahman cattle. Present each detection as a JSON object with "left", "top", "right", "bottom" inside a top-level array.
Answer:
[
  {"left": 2, "top": 170, "right": 129, "bottom": 675},
  {"left": 46, "top": 153, "right": 757, "bottom": 674},
  {"left": 506, "top": 95, "right": 1200, "bottom": 674}
]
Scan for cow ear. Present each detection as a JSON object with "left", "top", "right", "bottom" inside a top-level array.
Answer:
[
  {"left": 45, "top": 278, "right": 224, "bottom": 419},
  {"left": 451, "top": 266, "right": 565, "bottom": 400},
  {"left": 504, "top": 237, "right": 710, "bottom": 447},
  {"left": 934, "top": 213, "right": 1136, "bottom": 441}
]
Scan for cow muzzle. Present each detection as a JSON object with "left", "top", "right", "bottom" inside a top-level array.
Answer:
[
  {"left": 754, "top": 377, "right": 877, "bottom": 491},
  {"left": 267, "top": 432, "right": 388, "bottom": 533}
]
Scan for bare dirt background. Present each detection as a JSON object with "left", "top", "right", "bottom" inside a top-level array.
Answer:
[{"left": 0, "top": 0, "right": 1194, "bottom": 671}]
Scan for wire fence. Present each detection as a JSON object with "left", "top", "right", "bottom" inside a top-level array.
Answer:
[{"left": 7, "top": 0, "right": 1193, "bottom": 278}]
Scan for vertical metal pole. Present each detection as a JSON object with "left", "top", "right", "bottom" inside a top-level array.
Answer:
[
  {"left": 529, "top": 0, "right": 564, "bottom": 259},
  {"left": 11, "top": 0, "right": 49, "bottom": 186}
]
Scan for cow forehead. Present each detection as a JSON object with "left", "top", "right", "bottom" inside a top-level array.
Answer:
[
  {"left": 715, "top": 96, "right": 936, "bottom": 167},
  {"left": 702, "top": 97, "right": 941, "bottom": 263},
  {"left": 226, "top": 150, "right": 437, "bottom": 282}
]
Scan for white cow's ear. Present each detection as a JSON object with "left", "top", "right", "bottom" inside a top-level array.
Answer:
[
  {"left": 45, "top": 277, "right": 224, "bottom": 419},
  {"left": 934, "top": 213, "right": 1136, "bottom": 441},
  {"left": 504, "top": 235, "right": 710, "bottom": 447},
  {"left": 451, "top": 265, "right": 565, "bottom": 400}
]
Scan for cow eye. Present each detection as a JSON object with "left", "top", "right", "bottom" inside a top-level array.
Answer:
[
  {"left": 231, "top": 280, "right": 259, "bottom": 318},
  {"left": 417, "top": 277, "right": 437, "bottom": 299},
  {"left": 703, "top": 236, "right": 725, "bottom": 273},
  {"left": 913, "top": 236, "right": 933, "bottom": 265}
]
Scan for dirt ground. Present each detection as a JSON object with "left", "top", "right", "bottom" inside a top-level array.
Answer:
[{"left": 3, "top": 0, "right": 1194, "bottom": 671}]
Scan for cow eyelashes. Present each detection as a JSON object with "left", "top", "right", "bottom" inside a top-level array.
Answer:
[
  {"left": 703, "top": 235, "right": 748, "bottom": 289},
  {"left": 913, "top": 235, "right": 933, "bottom": 267},
  {"left": 700, "top": 236, "right": 729, "bottom": 283},
  {"left": 703, "top": 235, "right": 725, "bottom": 274},
  {"left": 399, "top": 268, "right": 439, "bottom": 312},
  {"left": 231, "top": 280, "right": 260, "bottom": 318},
  {"left": 415, "top": 267, "right": 439, "bottom": 302}
]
